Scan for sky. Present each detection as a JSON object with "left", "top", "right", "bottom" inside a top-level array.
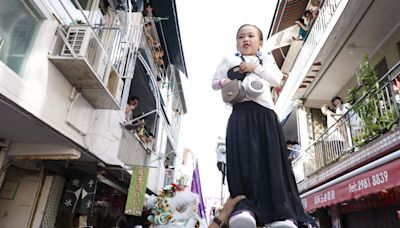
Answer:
[{"left": 175, "top": 0, "right": 279, "bottom": 203}]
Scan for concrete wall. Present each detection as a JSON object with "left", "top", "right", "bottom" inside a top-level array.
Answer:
[
  {"left": 0, "top": 166, "right": 42, "bottom": 227},
  {"left": 371, "top": 25, "right": 400, "bottom": 68},
  {"left": 0, "top": 0, "right": 187, "bottom": 194},
  {"left": 0, "top": 28, "right": 125, "bottom": 166},
  {"left": 0, "top": 1, "right": 127, "bottom": 166}
]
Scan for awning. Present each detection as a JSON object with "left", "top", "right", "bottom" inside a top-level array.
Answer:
[
  {"left": 151, "top": 0, "right": 187, "bottom": 76},
  {"left": 301, "top": 158, "right": 400, "bottom": 212},
  {"left": 269, "top": 0, "right": 308, "bottom": 36}
]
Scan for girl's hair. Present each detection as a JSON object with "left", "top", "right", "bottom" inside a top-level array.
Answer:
[
  {"left": 331, "top": 96, "right": 343, "bottom": 105},
  {"left": 236, "top": 24, "right": 263, "bottom": 41}
]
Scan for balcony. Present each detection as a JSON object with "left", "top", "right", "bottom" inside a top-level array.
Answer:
[
  {"left": 49, "top": 25, "right": 121, "bottom": 110},
  {"left": 297, "top": 61, "right": 400, "bottom": 191},
  {"left": 273, "top": 0, "right": 348, "bottom": 116},
  {"left": 117, "top": 128, "right": 152, "bottom": 166}
]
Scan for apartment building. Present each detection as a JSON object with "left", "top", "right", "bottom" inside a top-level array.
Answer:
[
  {"left": 0, "top": 0, "right": 187, "bottom": 227},
  {"left": 269, "top": 0, "right": 400, "bottom": 227}
]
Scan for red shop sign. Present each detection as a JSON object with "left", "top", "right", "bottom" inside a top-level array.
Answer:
[{"left": 301, "top": 158, "right": 400, "bottom": 212}]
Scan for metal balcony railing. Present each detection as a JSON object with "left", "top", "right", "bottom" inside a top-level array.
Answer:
[
  {"left": 141, "top": 18, "right": 166, "bottom": 81},
  {"left": 117, "top": 128, "right": 151, "bottom": 166},
  {"left": 303, "top": 61, "right": 400, "bottom": 177}
]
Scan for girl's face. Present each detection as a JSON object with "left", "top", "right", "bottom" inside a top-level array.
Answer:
[
  {"left": 236, "top": 26, "right": 263, "bottom": 56},
  {"left": 333, "top": 99, "right": 342, "bottom": 108}
]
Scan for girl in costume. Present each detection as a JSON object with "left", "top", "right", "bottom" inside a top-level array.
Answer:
[{"left": 212, "top": 24, "right": 310, "bottom": 228}]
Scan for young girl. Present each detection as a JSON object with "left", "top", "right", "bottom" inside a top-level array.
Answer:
[{"left": 211, "top": 24, "right": 310, "bottom": 228}]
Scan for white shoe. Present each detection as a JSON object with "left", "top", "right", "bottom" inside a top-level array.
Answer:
[
  {"left": 266, "top": 219, "right": 297, "bottom": 228},
  {"left": 229, "top": 211, "right": 257, "bottom": 228}
]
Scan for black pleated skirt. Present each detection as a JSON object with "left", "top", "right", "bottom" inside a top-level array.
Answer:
[{"left": 226, "top": 101, "right": 308, "bottom": 225}]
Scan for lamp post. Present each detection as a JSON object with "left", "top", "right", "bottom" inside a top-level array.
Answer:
[{"left": 216, "top": 137, "right": 226, "bottom": 205}]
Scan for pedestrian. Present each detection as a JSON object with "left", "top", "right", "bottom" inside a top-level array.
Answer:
[{"left": 212, "top": 24, "right": 310, "bottom": 228}]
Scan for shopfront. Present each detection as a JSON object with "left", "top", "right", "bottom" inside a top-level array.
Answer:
[{"left": 301, "top": 157, "right": 400, "bottom": 228}]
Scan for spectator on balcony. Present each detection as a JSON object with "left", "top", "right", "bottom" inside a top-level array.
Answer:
[
  {"left": 331, "top": 96, "right": 351, "bottom": 115},
  {"left": 309, "top": 0, "right": 321, "bottom": 18},
  {"left": 331, "top": 96, "right": 362, "bottom": 145},
  {"left": 393, "top": 77, "right": 400, "bottom": 103},
  {"left": 145, "top": 4, "right": 153, "bottom": 17},
  {"left": 321, "top": 104, "right": 345, "bottom": 157},
  {"left": 293, "top": 10, "right": 313, "bottom": 41},
  {"left": 125, "top": 96, "right": 140, "bottom": 122}
]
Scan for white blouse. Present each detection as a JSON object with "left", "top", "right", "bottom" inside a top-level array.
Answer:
[{"left": 212, "top": 53, "right": 283, "bottom": 111}]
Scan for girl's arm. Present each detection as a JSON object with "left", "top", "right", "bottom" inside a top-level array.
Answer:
[
  {"left": 253, "top": 55, "right": 284, "bottom": 87},
  {"left": 212, "top": 58, "right": 229, "bottom": 90},
  {"left": 295, "top": 21, "right": 309, "bottom": 31}
]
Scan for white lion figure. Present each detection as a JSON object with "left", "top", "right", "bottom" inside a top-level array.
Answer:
[{"left": 145, "top": 183, "right": 207, "bottom": 228}]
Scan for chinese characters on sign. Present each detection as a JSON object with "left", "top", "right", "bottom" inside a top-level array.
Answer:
[
  {"left": 314, "top": 190, "right": 335, "bottom": 205},
  {"left": 125, "top": 167, "right": 149, "bottom": 216},
  {"left": 302, "top": 158, "right": 400, "bottom": 212}
]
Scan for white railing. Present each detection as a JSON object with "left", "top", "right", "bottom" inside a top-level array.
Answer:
[
  {"left": 303, "top": 0, "right": 343, "bottom": 54},
  {"left": 107, "top": 13, "right": 143, "bottom": 78},
  {"left": 291, "top": 0, "right": 342, "bottom": 81}
]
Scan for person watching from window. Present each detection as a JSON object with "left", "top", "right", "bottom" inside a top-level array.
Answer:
[{"left": 125, "top": 96, "right": 140, "bottom": 122}]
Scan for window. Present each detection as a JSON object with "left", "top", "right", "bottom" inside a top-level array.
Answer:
[
  {"left": 0, "top": 0, "right": 42, "bottom": 75},
  {"left": 397, "top": 41, "right": 400, "bottom": 60},
  {"left": 375, "top": 57, "right": 388, "bottom": 80},
  {"left": 49, "top": 0, "right": 105, "bottom": 37}
]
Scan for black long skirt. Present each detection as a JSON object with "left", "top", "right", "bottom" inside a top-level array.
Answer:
[{"left": 226, "top": 101, "right": 308, "bottom": 225}]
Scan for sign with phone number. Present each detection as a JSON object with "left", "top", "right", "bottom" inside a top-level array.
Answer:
[
  {"left": 302, "top": 158, "right": 400, "bottom": 211},
  {"left": 348, "top": 171, "right": 389, "bottom": 193}
]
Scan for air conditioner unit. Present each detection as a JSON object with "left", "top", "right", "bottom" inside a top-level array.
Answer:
[
  {"left": 61, "top": 26, "right": 108, "bottom": 82},
  {"left": 106, "top": 66, "right": 124, "bottom": 104}
]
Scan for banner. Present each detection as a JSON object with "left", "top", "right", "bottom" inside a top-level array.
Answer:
[
  {"left": 125, "top": 167, "right": 149, "bottom": 216},
  {"left": 58, "top": 172, "right": 83, "bottom": 214},
  {"left": 191, "top": 160, "right": 206, "bottom": 219},
  {"left": 302, "top": 158, "right": 400, "bottom": 212},
  {"left": 78, "top": 176, "right": 97, "bottom": 214}
]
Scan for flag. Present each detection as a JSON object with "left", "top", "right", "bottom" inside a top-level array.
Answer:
[
  {"left": 78, "top": 176, "right": 97, "bottom": 214},
  {"left": 58, "top": 172, "right": 83, "bottom": 214},
  {"left": 191, "top": 160, "right": 206, "bottom": 219}
]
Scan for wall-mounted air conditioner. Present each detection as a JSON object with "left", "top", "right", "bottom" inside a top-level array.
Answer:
[
  {"left": 61, "top": 26, "right": 108, "bottom": 82},
  {"left": 106, "top": 65, "right": 124, "bottom": 104}
]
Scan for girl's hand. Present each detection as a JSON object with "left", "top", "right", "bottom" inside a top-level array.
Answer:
[
  {"left": 127, "top": 105, "right": 135, "bottom": 111},
  {"left": 218, "top": 195, "right": 246, "bottom": 222},
  {"left": 220, "top": 78, "right": 231, "bottom": 87},
  {"left": 239, "top": 62, "right": 257, "bottom": 74}
]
